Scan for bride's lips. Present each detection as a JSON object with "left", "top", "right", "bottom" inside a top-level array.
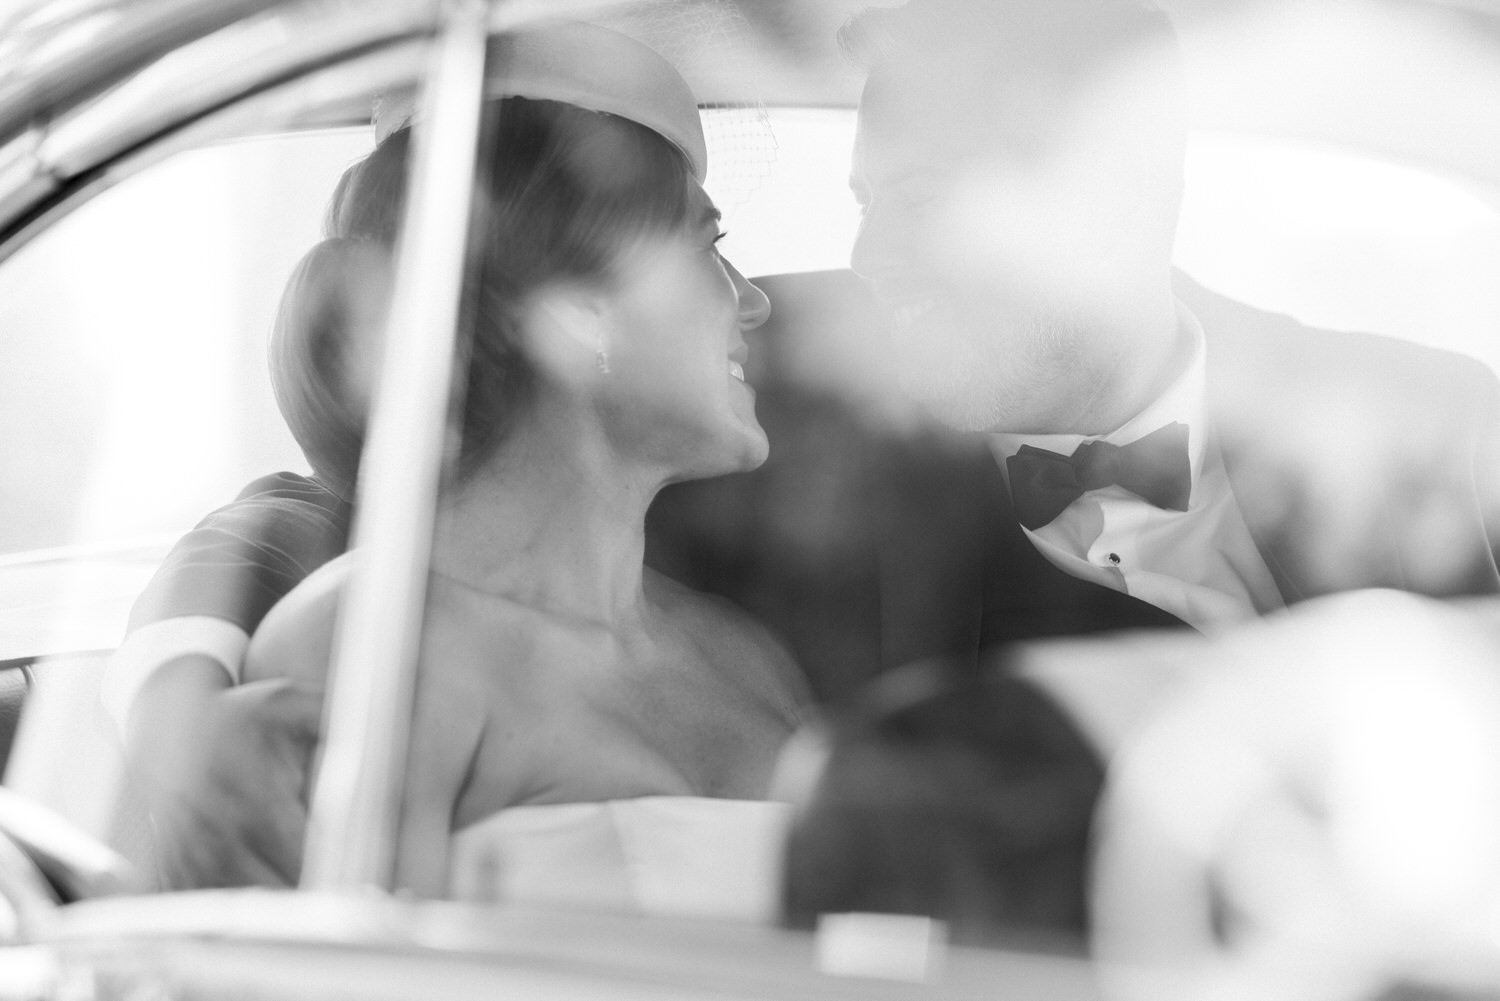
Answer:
[{"left": 729, "top": 343, "right": 749, "bottom": 383}]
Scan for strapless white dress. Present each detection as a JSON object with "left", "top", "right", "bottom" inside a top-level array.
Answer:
[{"left": 447, "top": 796, "right": 793, "bottom": 923}]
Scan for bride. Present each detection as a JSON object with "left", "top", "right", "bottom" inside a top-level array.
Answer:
[{"left": 229, "top": 21, "right": 808, "bottom": 913}]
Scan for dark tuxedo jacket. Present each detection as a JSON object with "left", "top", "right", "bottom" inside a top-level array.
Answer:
[
  {"left": 647, "top": 270, "right": 1500, "bottom": 701},
  {"left": 132, "top": 270, "right": 1500, "bottom": 705}
]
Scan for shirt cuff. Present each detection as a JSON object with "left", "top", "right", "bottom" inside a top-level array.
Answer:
[{"left": 100, "top": 617, "right": 250, "bottom": 734}]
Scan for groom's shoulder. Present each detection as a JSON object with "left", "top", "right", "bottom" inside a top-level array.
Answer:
[{"left": 1175, "top": 269, "right": 1499, "bottom": 422}]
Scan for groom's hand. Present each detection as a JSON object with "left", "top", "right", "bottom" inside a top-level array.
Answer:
[{"left": 134, "top": 673, "right": 322, "bottom": 890}]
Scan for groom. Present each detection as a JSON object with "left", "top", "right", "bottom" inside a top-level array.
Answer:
[
  {"left": 829, "top": 0, "right": 1500, "bottom": 648},
  {"left": 768, "top": 0, "right": 1500, "bottom": 939},
  {"left": 653, "top": 0, "right": 1500, "bottom": 697}
]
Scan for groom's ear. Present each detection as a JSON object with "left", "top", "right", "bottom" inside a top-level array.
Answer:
[{"left": 517, "top": 280, "right": 611, "bottom": 389}]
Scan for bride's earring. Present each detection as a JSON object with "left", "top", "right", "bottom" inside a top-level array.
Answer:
[{"left": 595, "top": 334, "right": 610, "bottom": 375}]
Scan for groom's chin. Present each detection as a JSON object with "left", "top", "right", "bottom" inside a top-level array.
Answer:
[{"left": 897, "top": 376, "right": 1007, "bottom": 435}]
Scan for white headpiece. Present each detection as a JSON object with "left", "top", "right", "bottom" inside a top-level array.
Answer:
[{"left": 374, "top": 20, "right": 708, "bottom": 183}]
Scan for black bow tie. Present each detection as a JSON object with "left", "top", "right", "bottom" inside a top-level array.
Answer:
[{"left": 1006, "top": 422, "right": 1191, "bottom": 530}]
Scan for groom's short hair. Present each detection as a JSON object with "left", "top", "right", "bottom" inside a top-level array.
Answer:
[{"left": 839, "top": 0, "right": 1179, "bottom": 80}]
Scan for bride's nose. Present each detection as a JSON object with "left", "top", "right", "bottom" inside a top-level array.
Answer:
[{"left": 729, "top": 262, "right": 771, "bottom": 331}]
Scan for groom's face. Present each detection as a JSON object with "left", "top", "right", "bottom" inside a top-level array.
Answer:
[
  {"left": 847, "top": 10, "right": 1186, "bottom": 435},
  {"left": 849, "top": 59, "right": 1099, "bottom": 434}
]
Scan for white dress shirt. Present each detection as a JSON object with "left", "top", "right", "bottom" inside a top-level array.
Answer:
[{"left": 988, "top": 301, "right": 1283, "bottom": 633}]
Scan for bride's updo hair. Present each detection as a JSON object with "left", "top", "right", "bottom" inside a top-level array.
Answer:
[{"left": 271, "top": 96, "right": 695, "bottom": 500}]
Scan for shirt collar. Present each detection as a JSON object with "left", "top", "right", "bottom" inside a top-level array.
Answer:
[{"left": 988, "top": 299, "right": 1209, "bottom": 481}]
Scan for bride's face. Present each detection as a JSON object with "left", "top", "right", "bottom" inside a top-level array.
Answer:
[{"left": 597, "top": 182, "right": 772, "bottom": 478}]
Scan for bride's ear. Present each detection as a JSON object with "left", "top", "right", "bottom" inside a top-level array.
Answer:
[{"left": 517, "top": 281, "right": 612, "bottom": 389}]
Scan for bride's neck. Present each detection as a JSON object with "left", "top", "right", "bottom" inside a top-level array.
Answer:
[{"left": 428, "top": 414, "right": 664, "bottom": 627}]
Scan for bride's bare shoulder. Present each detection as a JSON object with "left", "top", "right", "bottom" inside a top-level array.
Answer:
[{"left": 243, "top": 553, "right": 355, "bottom": 686}]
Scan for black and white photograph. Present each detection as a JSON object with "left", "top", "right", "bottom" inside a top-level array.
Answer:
[{"left": 1, "top": 0, "right": 1500, "bottom": 998}]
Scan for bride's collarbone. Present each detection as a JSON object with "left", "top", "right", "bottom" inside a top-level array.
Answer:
[
  {"left": 454, "top": 654, "right": 785, "bottom": 809},
  {"left": 434, "top": 581, "right": 763, "bottom": 688},
  {"left": 423, "top": 579, "right": 797, "bottom": 752},
  {"left": 486, "top": 622, "right": 787, "bottom": 754}
]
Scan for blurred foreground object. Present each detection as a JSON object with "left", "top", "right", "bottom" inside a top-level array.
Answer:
[
  {"left": 777, "top": 660, "right": 1104, "bottom": 950},
  {"left": 1092, "top": 590, "right": 1500, "bottom": 1001}
]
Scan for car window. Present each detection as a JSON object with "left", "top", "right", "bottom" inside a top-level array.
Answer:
[
  {"left": 0, "top": 129, "right": 370, "bottom": 559},
  {"left": 710, "top": 107, "right": 860, "bottom": 277},
  {"left": 1177, "top": 131, "right": 1500, "bottom": 376},
  {"left": 0, "top": 128, "right": 390, "bottom": 669}
]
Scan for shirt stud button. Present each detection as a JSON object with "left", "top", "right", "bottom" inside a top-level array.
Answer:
[{"left": 1107, "top": 553, "right": 1121, "bottom": 565}]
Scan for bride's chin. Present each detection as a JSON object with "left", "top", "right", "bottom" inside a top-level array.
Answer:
[
  {"left": 689, "top": 421, "right": 770, "bottom": 479},
  {"left": 734, "top": 413, "right": 771, "bottom": 464},
  {"left": 711, "top": 429, "right": 770, "bottom": 477},
  {"left": 737, "top": 429, "right": 771, "bottom": 471}
]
